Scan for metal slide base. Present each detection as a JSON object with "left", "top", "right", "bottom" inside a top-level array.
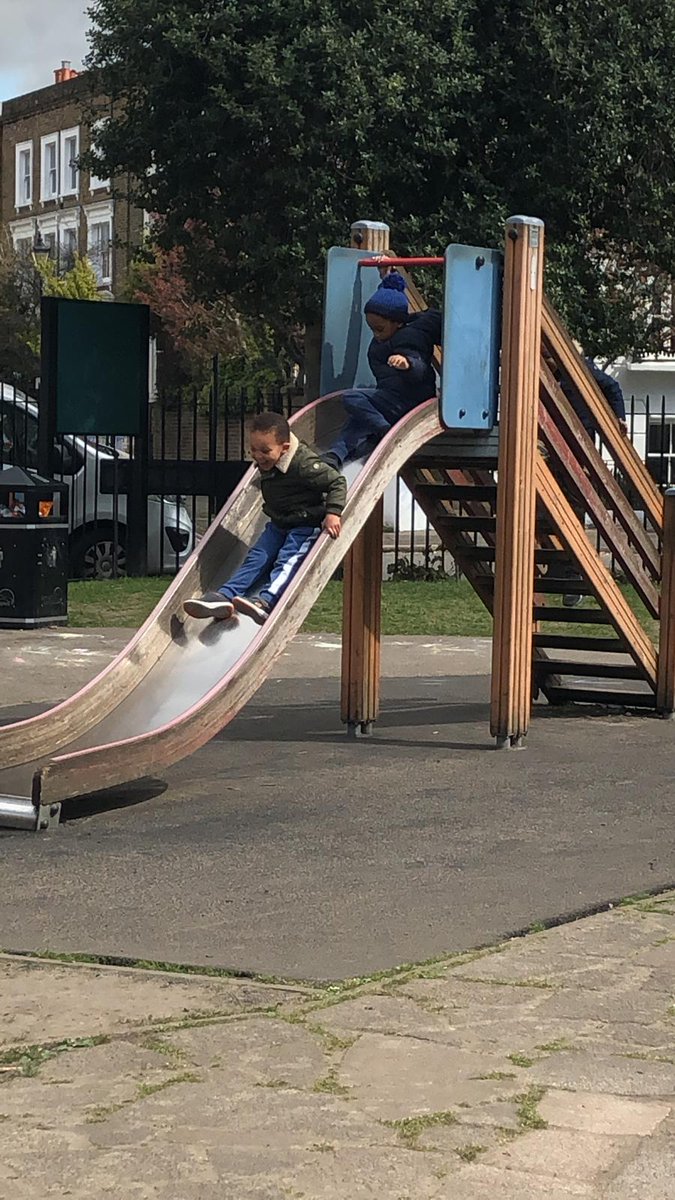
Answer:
[{"left": 0, "top": 794, "right": 61, "bottom": 832}]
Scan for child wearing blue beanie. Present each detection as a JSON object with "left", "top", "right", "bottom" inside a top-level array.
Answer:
[{"left": 324, "top": 271, "right": 442, "bottom": 467}]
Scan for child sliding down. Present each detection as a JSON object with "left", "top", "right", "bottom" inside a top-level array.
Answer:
[
  {"left": 184, "top": 412, "right": 346, "bottom": 625},
  {"left": 323, "top": 271, "right": 441, "bottom": 469}
]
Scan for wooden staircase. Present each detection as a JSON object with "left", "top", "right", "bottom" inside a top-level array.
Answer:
[{"left": 401, "top": 301, "right": 663, "bottom": 712}]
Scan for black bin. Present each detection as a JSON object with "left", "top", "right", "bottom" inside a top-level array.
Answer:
[{"left": 0, "top": 465, "right": 69, "bottom": 628}]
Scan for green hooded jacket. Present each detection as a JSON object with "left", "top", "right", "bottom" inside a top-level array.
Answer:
[{"left": 258, "top": 433, "right": 347, "bottom": 529}]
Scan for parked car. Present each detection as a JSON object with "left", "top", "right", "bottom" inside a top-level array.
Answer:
[{"left": 0, "top": 384, "right": 194, "bottom": 579}]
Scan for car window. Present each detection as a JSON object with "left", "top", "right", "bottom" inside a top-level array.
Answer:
[
  {"left": 53, "top": 436, "right": 84, "bottom": 477},
  {"left": 0, "top": 400, "right": 38, "bottom": 469}
]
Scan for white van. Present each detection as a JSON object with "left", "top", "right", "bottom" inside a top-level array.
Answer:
[{"left": 0, "top": 384, "right": 194, "bottom": 578}]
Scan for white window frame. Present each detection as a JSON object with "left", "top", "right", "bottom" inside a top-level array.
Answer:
[
  {"left": 9, "top": 216, "right": 35, "bottom": 254},
  {"left": 58, "top": 212, "right": 80, "bottom": 273},
  {"left": 15, "top": 141, "right": 33, "bottom": 208},
  {"left": 85, "top": 201, "right": 114, "bottom": 287},
  {"left": 89, "top": 120, "right": 110, "bottom": 192},
  {"left": 60, "top": 126, "right": 80, "bottom": 197},
  {"left": 40, "top": 134, "right": 59, "bottom": 202}
]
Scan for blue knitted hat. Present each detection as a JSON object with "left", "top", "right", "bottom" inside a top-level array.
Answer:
[{"left": 364, "top": 271, "right": 408, "bottom": 322}]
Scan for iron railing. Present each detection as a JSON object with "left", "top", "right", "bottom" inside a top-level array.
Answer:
[{"left": 1, "top": 371, "right": 673, "bottom": 581}]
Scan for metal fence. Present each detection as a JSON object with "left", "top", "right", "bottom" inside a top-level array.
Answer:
[{"left": 0, "top": 373, "right": 673, "bottom": 581}]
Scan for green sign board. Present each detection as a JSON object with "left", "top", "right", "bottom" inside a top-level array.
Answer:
[{"left": 41, "top": 297, "right": 150, "bottom": 436}]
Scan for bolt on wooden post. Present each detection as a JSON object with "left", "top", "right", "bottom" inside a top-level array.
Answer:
[
  {"left": 657, "top": 488, "right": 675, "bottom": 715},
  {"left": 490, "top": 216, "right": 545, "bottom": 747},
  {"left": 340, "top": 220, "right": 387, "bottom": 737}
]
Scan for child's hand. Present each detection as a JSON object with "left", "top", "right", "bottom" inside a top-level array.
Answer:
[
  {"left": 323, "top": 514, "right": 341, "bottom": 539},
  {"left": 388, "top": 354, "right": 410, "bottom": 370}
]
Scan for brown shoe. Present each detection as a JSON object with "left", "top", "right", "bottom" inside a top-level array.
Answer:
[
  {"left": 233, "top": 596, "right": 271, "bottom": 625},
  {"left": 184, "top": 592, "right": 235, "bottom": 620}
]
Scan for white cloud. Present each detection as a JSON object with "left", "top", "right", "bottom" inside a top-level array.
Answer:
[{"left": 0, "top": 0, "right": 91, "bottom": 104}]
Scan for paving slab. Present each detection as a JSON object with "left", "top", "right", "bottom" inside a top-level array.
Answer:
[
  {"left": 538, "top": 1091, "right": 672, "bottom": 1137},
  {"left": 481, "top": 1128, "right": 632, "bottom": 1182},
  {"left": 0, "top": 895, "right": 673, "bottom": 1198},
  {"left": 602, "top": 1136, "right": 675, "bottom": 1199}
]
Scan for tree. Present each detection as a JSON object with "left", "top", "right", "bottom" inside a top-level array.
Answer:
[
  {"left": 0, "top": 236, "right": 102, "bottom": 393},
  {"left": 126, "top": 240, "right": 293, "bottom": 391},
  {"left": 86, "top": 0, "right": 675, "bottom": 363},
  {"left": 36, "top": 253, "right": 102, "bottom": 302},
  {"left": 0, "top": 232, "right": 41, "bottom": 390}
]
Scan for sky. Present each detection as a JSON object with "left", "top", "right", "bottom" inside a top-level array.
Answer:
[{"left": 0, "top": 0, "right": 92, "bottom": 104}]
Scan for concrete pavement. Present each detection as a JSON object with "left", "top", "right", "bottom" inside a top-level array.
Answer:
[{"left": 1, "top": 630, "right": 674, "bottom": 978}]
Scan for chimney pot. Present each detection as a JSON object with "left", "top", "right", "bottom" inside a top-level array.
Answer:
[{"left": 54, "top": 61, "right": 79, "bottom": 84}]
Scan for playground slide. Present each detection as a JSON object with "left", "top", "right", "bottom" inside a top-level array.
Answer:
[{"left": 0, "top": 394, "right": 443, "bottom": 826}]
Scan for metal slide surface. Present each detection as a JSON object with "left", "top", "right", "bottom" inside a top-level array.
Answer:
[{"left": 0, "top": 395, "right": 442, "bottom": 820}]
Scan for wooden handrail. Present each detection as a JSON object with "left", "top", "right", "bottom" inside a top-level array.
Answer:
[{"left": 541, "top": 296, "right": 663, "bottom": 534}]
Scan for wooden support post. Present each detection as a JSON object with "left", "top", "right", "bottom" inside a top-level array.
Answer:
[
  {"left": 490, "top": 216, "right": 545, "bottom": 747},
  {"left": 657, "top": 488, "right": 675, "bottom": 714},
  {"left": 340, "top": 220, "right": 388, "bottom": 736}
]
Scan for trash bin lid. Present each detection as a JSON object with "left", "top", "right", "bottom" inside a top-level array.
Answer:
[{"left": 0, "top": 465, "right": 58, "bottom": 488}]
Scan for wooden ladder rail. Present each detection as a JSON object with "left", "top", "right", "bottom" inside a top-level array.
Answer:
[
  {"left": 540, "top": 360, "right": 661, "bottom": 582},
  {"left": 537, "top": 406, "right": 660, "bottom": 619},
  {"left": 542, "top": 297, "right": 663, "bottom": 536}
]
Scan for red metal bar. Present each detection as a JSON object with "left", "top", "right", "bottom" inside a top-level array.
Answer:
[{"left": 358, "top": 256, "right": 444, "bottom": 267}]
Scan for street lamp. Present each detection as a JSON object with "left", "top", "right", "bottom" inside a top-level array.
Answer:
[
  {"left": 32, "top": 229, "right": 50, "bottom": 264},
  {"left": 32, "top": 229, "right": 51, "bottom": 399}
]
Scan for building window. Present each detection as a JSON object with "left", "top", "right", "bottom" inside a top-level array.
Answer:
[
  {"left": 60, "top": 227, "right": 78, "bottom": 272},
  {"left": 40, "top": 136, "right": 58, "bottom": 201},
  {"left": 89, "top": 121, "right": 110, "bottom": 191},
  {"left": 61, "top": 127, "right": 80, "bottom": 196},
  {"left": 647, "top": 417, "right": 675, "bottom": 486},
  {"left": 15, "top": 141, "right": 33, "bottom": 207},
  {"left": 15, "top": 237, "right": 33, "bottom": 259},
  {"left": 88, "top": 219, "right": 112, "bottom": 284}
]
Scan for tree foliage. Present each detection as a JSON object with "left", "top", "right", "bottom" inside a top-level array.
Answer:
[
  {"left": 37, "top": 253, "right": 102, "bottom": 302},
  {"left": 0, "top": 237, "right": 102, "bottom": 392},
  {"left": 87, "top": 0, "right": 675, "bottom": 359},
  {"left": 126, "top": 240, "right": 293, "bottom": 390}
]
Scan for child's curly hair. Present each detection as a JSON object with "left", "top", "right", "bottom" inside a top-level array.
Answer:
[{"left": 250, "top": 411, "right": 291, "bottom": 442}]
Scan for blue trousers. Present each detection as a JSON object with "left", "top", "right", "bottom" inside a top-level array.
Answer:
[
  {"left": 218, "top": 522, "right": 320, "bottom": 609},
  {"left": 329, "top": 389, "right": 404, "bottom": 465}
]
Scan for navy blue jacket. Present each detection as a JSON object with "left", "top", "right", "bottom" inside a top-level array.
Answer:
[
  {"left": 367, "top": 310, "right": 441, "bottom": 414},
  {"left": 560, "top": 359, "right": 626, "bottom": 434}
]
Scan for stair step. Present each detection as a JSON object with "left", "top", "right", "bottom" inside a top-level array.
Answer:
[
  {"left": 534, "top": 659, "right": 642, "bottom": 680},
  {"left": 534, "top": 577, "right": 588, "bottom": 594},
  {"left": 543, "top": 685, "right": 656, "bottom": 709},
  {"left": 419, "top": 484, "right": 496, "bottom": 501},
  {"left": 534, "top": 606, "right": 612, "bottom": 624},
  {"left": 533, "top": 634, "right": 627, "bottom": 654},
  {"left": 461, "top": 547, "right": 569, "bottom": 565},
  {"left": 445, "top": 516, "right": 497, "bottom": 533},
  {"left": 413, "top": 453, "right": 499, "bottom": 470}
]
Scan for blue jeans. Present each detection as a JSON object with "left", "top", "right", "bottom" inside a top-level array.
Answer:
[
  {"left": 218, "top": 522, "right": 320, "bottom": 609},
  {"left": 329, "top": 389, "right": 403, "bottom": 465}
]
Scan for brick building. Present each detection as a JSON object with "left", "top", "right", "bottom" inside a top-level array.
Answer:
[{"left": 0, "top": 62, "right": 144, "bottom": 295}]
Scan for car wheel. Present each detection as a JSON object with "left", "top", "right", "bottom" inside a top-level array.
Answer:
[{"left": 70, "top": 528, "right": 127, "bottom": 580}]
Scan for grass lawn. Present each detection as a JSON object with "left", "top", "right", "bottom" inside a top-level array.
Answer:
[{"left": 67, "top": 576, "right": 658, "bottom": 642}]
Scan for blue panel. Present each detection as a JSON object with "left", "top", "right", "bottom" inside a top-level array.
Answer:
[
  {"left": 321, "top": 248, "right": 382, "bottom": 395},
  {"left": 441, "top": 245, "right": 503, "bottom": 431}
]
